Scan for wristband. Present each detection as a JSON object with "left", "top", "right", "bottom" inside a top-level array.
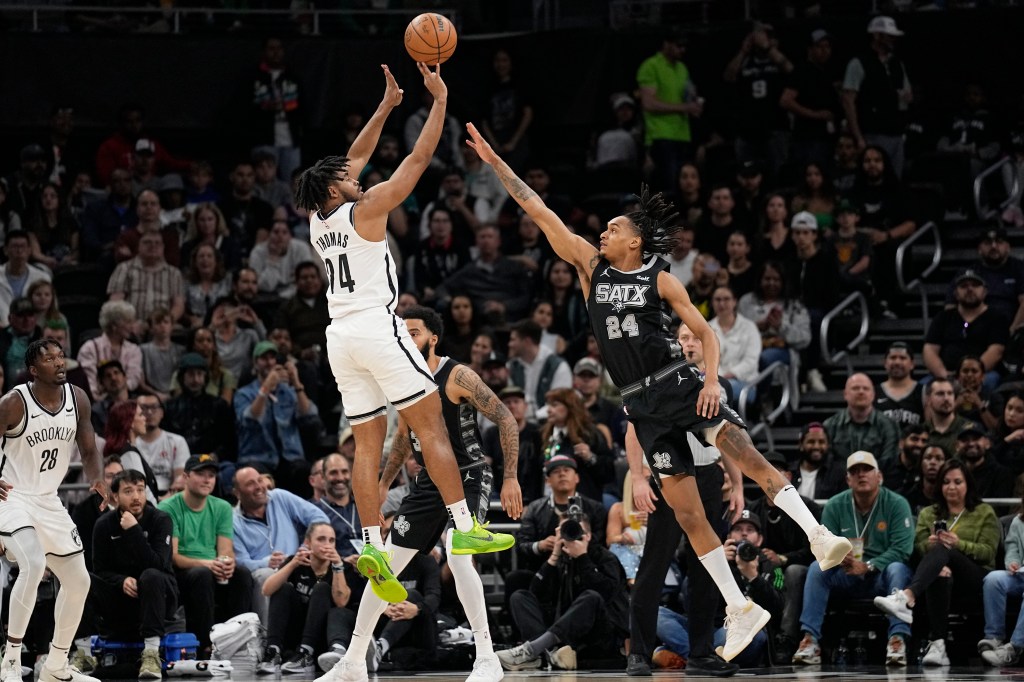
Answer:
[{"left": 331, "top": 562, "right": 345, "bottom": 573}]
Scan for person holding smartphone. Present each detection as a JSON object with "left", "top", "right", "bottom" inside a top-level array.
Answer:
[{"left": 874, "top": 458, "right": 999, "bottom": 665}]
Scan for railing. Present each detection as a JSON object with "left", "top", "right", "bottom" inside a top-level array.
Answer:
[
  {"left": 738, "top": 360, "right": 791, "bottom": 451},
  {"left": 7, "top": 5, "right": 460, "bottom": 35},
  {"left": 974, "top": 157, "right": 1022, "bottom": 223},
  {"left": 895, "top": 220, "right": 942, "bottom": 331},
  {"left": 819, "top": 291, "right": 870, "bottom": 376}
]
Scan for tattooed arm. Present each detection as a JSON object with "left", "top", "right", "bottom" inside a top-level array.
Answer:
[
  {"left": 380, "top": 415, "right": 414, "bottom": 493},
  {"left": 450, "top": 365, "right": 524, "bottom": 519},
  {"left": 465, "top": 123, "right": 599, "bottom": 290}
]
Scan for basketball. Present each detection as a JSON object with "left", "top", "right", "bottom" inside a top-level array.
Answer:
[{"left": 404, "top": 13, "right": 457, "bottom": 66}]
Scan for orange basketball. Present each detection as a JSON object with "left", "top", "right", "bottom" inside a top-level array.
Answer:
[{"left": 404, "top": 13, "right": 457, "bottom": 66}]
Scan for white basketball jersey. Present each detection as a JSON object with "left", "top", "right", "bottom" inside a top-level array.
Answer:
[
  {"left": 310, "top": 202, "right": 399, "bottom": 318},
  {"left": 1, "top": 383, "right": 78, "bottom": 496}
]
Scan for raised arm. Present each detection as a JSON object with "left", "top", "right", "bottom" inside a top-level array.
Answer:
[
  {"left": 355, "top": 63, "right": 447, "bottom": 231},
  {"left": 449, "top": 365, "right": 522, "bottom": 519},
  {"left": 465, "top": 122, "right": 599, "bottom": 278},
  {"left": 659, "top": 270, "right": 723, "bottom": 418},
  {"left": 345, "top": 64, "right": 404, "bottom": 180}
]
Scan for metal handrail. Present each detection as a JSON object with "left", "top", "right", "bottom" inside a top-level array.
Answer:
[
  {"left": 819, "top": 291, "right": 870, "bottom": 376},
  {"left": 974, "top": 157, "right": 1021, "bottom": 222},
  {"left": 738, "top": 361, "right": 791, "bottom": 451},
  {"left": 895, "top": 220, "right": 942, "bottom": 330},
  {"left": 15, "top": 5, "right": 460, "bottom": 35}
]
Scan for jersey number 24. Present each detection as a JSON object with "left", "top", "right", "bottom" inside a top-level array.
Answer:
[{"left": 606, "top": 314, "right": 639, "bottom": 339}]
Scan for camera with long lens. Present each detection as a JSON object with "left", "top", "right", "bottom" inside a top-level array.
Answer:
[
  {"left": 560, "top": 495, "right": 586, "bottom": 542},
  {"left": 736, "top": 540, "right": 760, "bottom": 563}
]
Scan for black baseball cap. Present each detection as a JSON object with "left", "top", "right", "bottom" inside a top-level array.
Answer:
[
  {"left": 482, "top": 351, "right": 507, "bottom": 368},
  {"left": 731, "top": 509, "right": 762, "bottom": 532},
  {"left": 184, "top": 454, "right": 219, "bottom": 473}
]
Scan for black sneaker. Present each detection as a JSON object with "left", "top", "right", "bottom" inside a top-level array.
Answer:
[
  {"left": 626, "top": 654, "right": 651, "bottom": 676},
  {"left": 256, "top": 648, "right": 281, "bottom": 675},
  {"left": 687, "top": 655, "right": 740, "bottom": 677}
]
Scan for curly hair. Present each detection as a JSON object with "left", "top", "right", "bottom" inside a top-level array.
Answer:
[
  {"left": 294, "top": 156, "right": 350, "bottom": 211},
  {"left": 623, "top": 185, "right": 682, "bottom": 256}
]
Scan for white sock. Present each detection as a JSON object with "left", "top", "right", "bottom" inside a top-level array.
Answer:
[
  {"left": 3, "top": 642, "right": 21, "bottom": 665},
  {"left": 447, "top": 500, "right": 473, "bottom": 532},
  {"left": 44, "top": 645, "right": 69, "bottom": 671},
  {"left": 378, "top": 639, "right": 390, "bottom": 656},
  {"left": 698, "top": 546, "right": 748, "bottom": 610},
  {"left": 773, "top": 485, "right": 822, "bottom": 537},
  {"left": 143, "top": 637, "right": 160, "bottom": 653},
  {"left": 447, "top": 548, "right": 494, "bottom": 658},
  {"left": 362, "top": 526, "right": 384, "bottom": 550}
]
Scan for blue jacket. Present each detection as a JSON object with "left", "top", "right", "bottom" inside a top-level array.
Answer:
[
  {"left": 233, "top": 489, "right": 329, "bottom": 571},
  {"left": 234, "top": 379, "right": 320, "bottom": 466}
]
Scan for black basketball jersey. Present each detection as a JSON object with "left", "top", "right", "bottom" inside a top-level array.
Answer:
[
  {"left": 875, "top": 382, "right": 924, "bottom": 427},
  {"left": 410, "top": 358, "right": 486, "bottom": 470},
  {"left": 585, "top": 256, "right": 681, "bottom": 387}
]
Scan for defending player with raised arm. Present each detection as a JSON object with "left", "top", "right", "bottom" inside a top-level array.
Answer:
[
  {"left": 0, "top": 340, "right": 105, "bottom": 682},
  {"left": 297, "top": 66, "right": 512, "bottom": 634},
  {"left": 468, "top": 122, "right": 851, "bottom": 664}
]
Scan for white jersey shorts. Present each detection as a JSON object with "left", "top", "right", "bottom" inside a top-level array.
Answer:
[
  {"left": 326, "top": 310, "right": 437, "bottom": 424},
  {"left": 0, "top": 490, "right": 83, "bottom": 557}
]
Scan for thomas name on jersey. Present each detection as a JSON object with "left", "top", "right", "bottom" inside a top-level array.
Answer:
[
  {"left": 594, "top": 283, "right": 651, "bottom": 308},
  {"left": 25, "top": 426, "right": 76, "bottom": 448},
  {"left": 313, "top": 231, "right": 349, "bottom": 254}
]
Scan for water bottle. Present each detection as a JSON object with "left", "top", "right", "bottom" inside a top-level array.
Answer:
[{"left": 833, "top": 638, "right": 849, "bottom": 666}]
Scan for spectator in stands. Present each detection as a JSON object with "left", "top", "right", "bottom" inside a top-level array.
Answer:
[
  {"left": 139, "top": 308, "right": 183, "bottom": 401},
  {"left": 6, "top": 144, "right": 48, "bottom": 227},
  {"left": 405, "top": 87, "right": 464, "bottom": 181},
  {"left": 695, "top": 185, "right": 748, "bottom": 265},
  {"left": 173, "top": 327, "right": 236, "bottom": 403},
  {"left": 539, "top": 388, "right": 613, "bottom": 503},
  {"left": 95, "top": 103, "right": 189, "bottom": 187},
  {"left": 875, "top": 341, "right": 924, "bottom": 428},
  {"left": 460, "top": 131, "right": 506, "bottom": 225},
  {"left": 746, "top": 451, "right": 821, "bottom": 663},
  {"left": 636, "top": 30, "right": 702, "bottom": 192},
  {"left": 905, "top": 444, "right": 949, "bottom": 514},
  {"left": 105, "top": 399, "right": 162, "bottom": 501},
  {"left": 709, "top": 285, "right": 760, "bottom": 400},
  {"left": 185, "top": 244, "right": 232, "bottom": 330},
  {"left": 925, "top": 378, "right": 978, "bottom": 456},
  {"left": 841, "top": 16, "right": 913, "bottom": 176},
  {"left": 235, "top": 341, "right": 320, "bottom": 494},
  {"left": 605, "top": 473, "right": 648, "bottom": 583},
  {"left": 0, "top": 178, "right": 23, "bottom": 245},
  {"left": 508, "top": 213, "right": 554, "bottom": 288},
  {"left": 734, "top": 161, "right": 768, "bottom": 231},
  {"left": 792, "top": 451, "right": 913, "bottom": 666},
  {"left": 591, "top": 92, "right": 643, "bottom": 174},
  {"left": 28, "top": 281, "right": 66, "bottom": 340},
  {"left": 481, "top": 47, "right": 534, "bottom": 175},
  {"left": 106, "top": 231, "right": 185, "bottom": 326},
  {"left": 790, "top": 212, "right": 836, "bottom": 393},
  {"left": 497, "top": 162, "right": 573, "bottom": 235},
  {"left": 665, "top": 225, "right": 697, "bottom": 287},
  {"left": 480, "top": 352, "right": 511, "bottom": 397},
  {"left": 759, "top": 195, "right": 797, "bottom": 271},
  {"left": 666, "top": 163, "right": 704, "bottom": 228},
  {"left": 218, "top": 160, "right": 274, "bottom": 251},
  {"left": 159, "top": 454, "right": 253, "bottom": 654},
  {"left": 530, "top": 301, "right": 565, "bottom": 357},
  {"left": 435, "top": 225, "right": 533, "bottom": 324},
  {"left": 484, "top": 385, "right": 543, "bottom": 503},
  {"left": 0, "top": 230, "right": 51, "bottom": 328},
  {"left": 181, "top": 203, "right": 243, "bottom": 274},
  {"left": 80, "top": 168, "right": 135, "bottom": 267},
  {"left": 957, "top": 425, "right": 1013, "bottom": 498},
  {"left": 435, "top": 295, "right": 480, "bottom": 362},
  {"left": 247, "top": 37, "right": 303, "bottom": 181},
  {"left": 134, "top": 392, "right": 190, "bottom": 499},
  {"left": 258, "top": 522, "right": 350, "bottom": 675},
  {"left": 946, "top": 228, "right": 1024, "bottom": 331},
  {"left": 723, "top": 231, "right": 756, "bottom": 300},
  {"left": 875, "top": 459, "right": 1000, "bottom": 666},
  {"left": 209, "top": 296, "right": 261, "bottom": 382},
  {"left": 163, "top": 352, "right": 237, "bottom": 465},
  {"left": 90, "top": 359, "right": 132, "bottom": 434},
  {"left": 955, "top": 355, "right": 991, "bottom": 426},
  {"left": 90, "top": 469, "right": 178, "bottom": 680},
  {"left": 738, "top": 260, "right": 811, "bottom": 373},
  {"left": 273, "top": 261, "right": 329, "bottom": 353},
  {"left": 925, "top": 269, "right": 1008, "bottom": 392},
  {"left": 418, "top": 167, "right": 485, "bottom": 244},
  {"left": 881, "top": 424, "right": 929, "bottom": 497},
  {"left": 989, "top": 393, "right": 1024, "bottom": 476},
  {"left": 824, "top": 372, "right": 901, "bottom": 463},
  {"left": 936, "top": 83, "right": 1001, "bottom": 180},
  {"left": 979, "top": 492, "right": 1024, "bottom": 667},
  {"left": 112, "top": 188, "right": 181, "bottom": 267},
  {"left": 228, "top": 268, "right": 270, "bottom": 335},
  {"left": 790, "top": 421, "right": 846, "bottom": 501},
  {"left": 542, "top": 259, "right": 589, "bottom": 350},
  {"left": 781, "top": 29, "right": 839, "bottom": 169},
  {"left": 686, "top": 253, "right": 724, "bottom": 319},
  {"left": 128, "top": 138, "right": 160, "bottom": 196},
  {"left": 251, "top": 147, "right": 293, "bottom": 210},
  {"left": 723, "top": 22, "right": 793, "bottom": 173},
  {"left": 307, "top": 458, "right": 325, "bottom": 504},
  {"left": 27, "top": 182, "right": 78, "bottom": 271},
  {"left": 315, "top": 453, "right": 361, "bottom": 558},
  {"left": 0, "top": 297, "right": 41, "bottom": 379},
  {"left": 412, "top": 207, "right": 471, "bottom": 303},
  {"left": 78, "top": 300, "right": 142, "bottom": 400},
  {"left": 572, "top": 358, "right": 625, "bottom": 448},
  {"left": 499, "top": 511, "right": 628, "bottom": 672},
  {"left": 249, "top": 219, "right": 317, "bottom": 299},
  {"left": 507, "top": 319, "right": 572, "bottom": 419}
]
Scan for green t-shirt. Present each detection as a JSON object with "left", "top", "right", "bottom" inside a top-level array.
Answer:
[
  {"left": 636, "top": 52, "right": 692, "bottom": 145},
  {"left": 158, "top": 492, "right": 234, "bottom": 560}
]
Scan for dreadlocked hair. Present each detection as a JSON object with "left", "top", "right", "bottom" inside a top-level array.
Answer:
[
  {"left": 294, "top": 156, "right": 351, "bottom": 211},
  {"left": 624, "top": 184, "right": 682, "bottom": 256}
]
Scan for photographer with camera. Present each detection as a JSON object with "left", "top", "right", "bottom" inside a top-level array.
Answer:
[{"left": 498, "top": 510, "right": 629, "bottom": 672}]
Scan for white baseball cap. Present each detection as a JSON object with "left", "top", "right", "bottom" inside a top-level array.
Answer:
[
  {"left": 791, "top": 211, "right": 819, "bottom": 231},
  {"left": 847, "top": 451, "right": 879, "bottom": 471},
  {"left": 867, "top": 16, "right": 903, "bottom": 36}
]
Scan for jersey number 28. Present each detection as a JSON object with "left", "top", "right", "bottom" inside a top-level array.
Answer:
[
  {"left": 39, "top": 448, "right": 59, "bottom": 472},
  {"left": 606, "top": 314, "right": 639, "bottom": 339},
  {"left": 325, "top": 254, "right": 356, "bottom": 294}
]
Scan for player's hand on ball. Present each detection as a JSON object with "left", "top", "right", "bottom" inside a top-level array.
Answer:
[
  {"left": 417, "top": 61, "right": 446, "bottom": 101},
  {"left": 500, "top": 478, "right": 523, "bottom": 520},
  {"left": 380, "top": 64, "right": 403, "bottom": 108},
  {"left": 465, "top": 123, "right": 498, "bottom": 165},
  {"left": 0, "top": 480, "right": 11, "bottom": 502}
]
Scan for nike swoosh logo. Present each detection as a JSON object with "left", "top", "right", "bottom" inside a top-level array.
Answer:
[
  {"left": 65, "top": 408, "right": 74, "bottom": 413},
  {"left": 31, "top": 414, "right": 41, "bottom": 419},
  {"left": 110, "top": 536, "right": 121, "bottom": 540},
  {"left": 479, "top": 534, "right": 494, "bottom": 542}
]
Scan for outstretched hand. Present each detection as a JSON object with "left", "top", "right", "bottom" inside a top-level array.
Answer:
[
  {"left": 465, "top": 123, "right": 499, "bottom": 165},
  {"left": 380, "top": 64, "right": 403, "bottom": 108},
  {"left": 417, "top": 62, "right": 447, "bottom": 101}
]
